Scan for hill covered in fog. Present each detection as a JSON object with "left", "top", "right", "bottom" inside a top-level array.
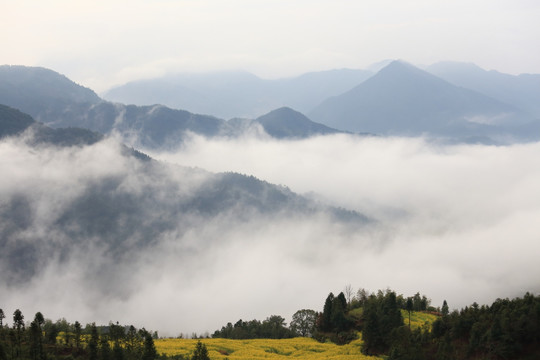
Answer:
[{"left": 0, "top": 106, "right": 368, "bottom": 289}]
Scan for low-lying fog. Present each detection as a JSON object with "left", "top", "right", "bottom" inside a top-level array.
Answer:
[{"left": 2, "top": 133, "right": 539, "bottom": 337}]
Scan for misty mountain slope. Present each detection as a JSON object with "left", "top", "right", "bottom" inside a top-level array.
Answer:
[
  {"left": 0, "top": 114, "right": 369, "bottom": 287},
  {"left": 103, "top": 69, "right": 374, "bottom": 119},
  {"left": 94, "top": 103, "right": 231, "bottom": 148},
  {"left": 309, "top": 61, "right": 535, "bottom": 141},
  {"left": 1, "top": 66, "right": 357, "bottom": 150},
  {"left": 253, "top": 107, "right": 343, "bottom": 138},
  {"left": 0, "top": 65, "right": 100, "bottom": 123},
  {"left": 427, "top": 61, "right": 540, "bottom": 119},
  {"left": 0, "top": 103, "right": 104, "bottom": 146},
  {"left": 0, "top": 66, "right": 235, "bottom": 148},
  {"left": 0, "top": 104, "right": 36, "bottom": 137}
]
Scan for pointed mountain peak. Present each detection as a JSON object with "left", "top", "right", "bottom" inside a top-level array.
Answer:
[
  {"left": 367, "top": 60, "right": 448, "bottom": 87},
  {"left": 377, "top": 60, "right": 425, "bottom": 74},
  {"left": 256, "top": 106, "right": 306, "bottom": 121}
]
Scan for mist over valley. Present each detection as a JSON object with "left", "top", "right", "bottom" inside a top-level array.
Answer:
[{"left": 1, "top": 67, "right": 540, "bottom": 336}]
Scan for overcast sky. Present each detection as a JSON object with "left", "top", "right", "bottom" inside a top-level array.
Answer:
[{"left": 2, "top": 0, "right": 540, "bottom": 92}]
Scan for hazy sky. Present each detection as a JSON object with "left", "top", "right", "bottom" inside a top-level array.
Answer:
[{"left": 2, "top": 0, "right": 540, "bottom": 92}]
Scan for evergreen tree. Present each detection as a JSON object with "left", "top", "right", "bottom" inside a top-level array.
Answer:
[
  {"left": 33, "top": 313, "right": 45, "bottom": 360},
  {"left": 362, "top": 291, "right": 403, "bottom": 355},
  {"left": 88, "top": 323, "right": 99, "bottom": 360},
  {"left": 191, "top": 341, "right": 209, "bottom": 360},
  {"left": 413, "top": 293, "right": 422, "bottom": 311},
  {"left": 321, "top": 293, "right": 335, "bottom": 332},
  {"left": 0, "top": 309, "right": 4, "bottom": 328},
  {"left": 142, "top": 333, "right": 157, "bottom": 360},
  {"left": 441, "top": 300, "right": 449, "bottom": 317},
  {"left": 406, "top": 297, "right": 413, "bottom": 329},
  {"left": 12, "top": 309, "right": 24, "bottom": 359},
  {"left": 74, "top": 321, "right": 82, "bottom": 351},
  {"left": 331, "top": 294, "right": 348, "bottom": 332},
  {"left": 100, "top": 335, "right": 111, "bottom": 360},
  {"left": 0, "top": 340, "right": 6, "bottom": 360},
  {"left": 125, "top": 325, "right": 139, "bottom": 360},
  {"left": 336, "top": 292, "right": 347, "bottom": 311}
]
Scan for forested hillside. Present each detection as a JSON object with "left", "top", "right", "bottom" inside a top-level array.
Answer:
[{"left": 2, "top": 290, "right": 539, "bottom": 360}]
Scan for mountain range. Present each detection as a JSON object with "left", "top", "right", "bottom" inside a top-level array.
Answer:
[
  {"left": 309, "top": 60, "right": 538, "bottom": 141},
  {"left": 426, "top": 61, "right": 540, "bottom": 119},
  {"left": 0, "top": 65, "right": 345, "bottom": 149},
  {"left": 2, "top": 61, "right": 540, "bottom": 147},
  {"left": 102, "top": 69, "right": 374, "bottom": 119}
]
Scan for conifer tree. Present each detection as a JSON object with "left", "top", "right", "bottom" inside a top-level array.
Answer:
[
  {"left": 191, "top": 341, "right": 210, "bottom": 360},
  {"left": 12, "top": 309, "right": 24, "bottom": 359},
  {"left": 100, "top": 335, "right": 111, "bottom": 360},
  {"left": 442, "top": 300, "right": 449, "bottom": 317},
  {"left": 406, "top": 297, "right": 413, "bottom": 329},
  {"left": 88, "top": 323, "right": 99, "bottom": 360},
  {"left": 321, "top": 293, "right": 334, "bottom": 332},
  {"left": 142, "top": 333, "right": 157, "bottom": 360},
  {"left": 74, "top": 321, "right": 82, "bottom": 351}
]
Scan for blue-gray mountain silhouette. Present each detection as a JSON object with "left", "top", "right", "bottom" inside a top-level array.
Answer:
[
  {"left": 103, "top": 69, "right": 373, "bottom": 119},
  {"left": 0, "top": 66, "right": 343, "bottom": 149},
  {"left": 309, "top": 61, "right": 537, "bottom": 141},
  {"left": 427, "top": 61, "right": 540, "bottom": 119},
  {"left": 253, "top": 107, "right": 343, "bottom": 138}
]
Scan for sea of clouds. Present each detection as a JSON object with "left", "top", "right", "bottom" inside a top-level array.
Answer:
[{"left": 1, "top": 133, "right": 539, "bottom": 336}]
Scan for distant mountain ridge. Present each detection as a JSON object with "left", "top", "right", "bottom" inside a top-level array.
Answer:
[
  {"left": 426, "top": 61, "right": 540, "bottom": 119},
  {"left": 2, "top": 62, "right": 540, "bottom": 145},
  {"left": 309, "top": 61, "right": 539, "bottom": 142},
  {"left": 0, "top": 66, "right": 341, "bottom": 149},
  {"left": 102, "top": 69, "right": 374, "bottom": 119}
]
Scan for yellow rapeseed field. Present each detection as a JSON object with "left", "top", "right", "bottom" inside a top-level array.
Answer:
[
  {"left": 400, "top": 309, "right": 438, "bottom": 330},
  {"left": 156, "top": 334, "right": 384, "bottom": 360},
  {"left": 155, "top": 311, "right": 438, "bottom": 359}
]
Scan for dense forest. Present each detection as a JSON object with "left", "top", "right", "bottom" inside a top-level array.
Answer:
[{"left": 2, "top": 289, "right": 539, "bottom": 360}]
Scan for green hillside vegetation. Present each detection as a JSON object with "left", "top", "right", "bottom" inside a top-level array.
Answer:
[{"left": 1, "top": 290, "right": 539, "bottom": 360}]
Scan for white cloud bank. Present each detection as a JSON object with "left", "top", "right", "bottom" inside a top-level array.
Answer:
[
  {"left": 1, "top": 134, "right": 540, "bottom": 337},
  {"left": 149, "top": 134, "right": 540, "bottom": 321}
]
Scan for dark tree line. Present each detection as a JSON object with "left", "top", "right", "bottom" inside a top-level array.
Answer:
[
  {"left": 212, "top": 309, "right": 321, "bottom": 341},
  {"left": 360, "top": 291, "right": 540, "bottom": 360},
  {"left": 426, "top": 293, "right": 540, "bottom": 360},
  {"left": 211, "top": 315, "right": 295, "bottom": 339},
  {"left": 0, "top": 310, "right": 158, "bottom": 360},
  {"left": 311, "top": 288, "right": 540, "bottom": 359},
  {"left": 3, "top": 290, "right": 540, "bottom": 360}
]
